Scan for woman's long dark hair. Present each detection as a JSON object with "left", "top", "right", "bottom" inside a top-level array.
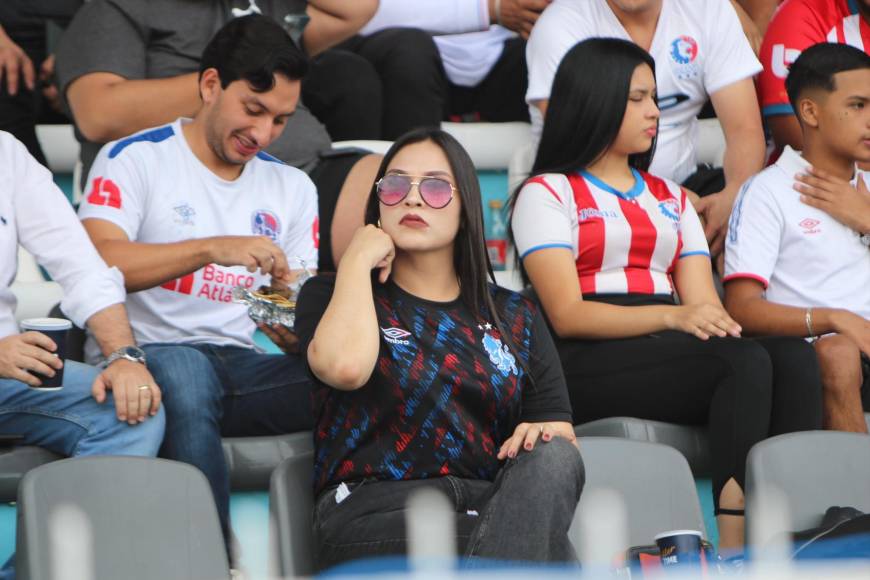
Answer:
[
  {"left": 509, "top": 38, "right": 658, "bottom": 278},
  {"left": 364, "top": 127, "right": 535, "bottom": 383},
  {"left": 531, "top": 37, "right": 657, "bottom": 177}
]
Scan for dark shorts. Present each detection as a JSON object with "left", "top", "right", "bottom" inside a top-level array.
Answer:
[
  {"left": 308, "top": 148, "right": 371, "bottom": 272},
  {"left": 681, "top": 164, "right": 725, "bottom": 197}
]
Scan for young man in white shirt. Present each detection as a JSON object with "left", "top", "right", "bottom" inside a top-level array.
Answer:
[
  {"left": 0, "top": 130, "right": 165, "bottom": 576},
  {"left": 78, "top": 15, "right": 318, "bottom": 556},
  {"left": 724, "top": 43, "right": 870, "bottom": 433},
  {"left": 525, "top": 0, "right": 766, "bottom": 256}
]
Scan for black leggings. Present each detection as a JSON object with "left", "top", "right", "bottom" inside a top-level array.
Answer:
[{"left": 556, "top": 310, "right": 822, "bottom": 512}]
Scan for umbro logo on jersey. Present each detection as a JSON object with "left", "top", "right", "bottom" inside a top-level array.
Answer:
[
  {"left": 381, "top": 327, "right": 412, "bottom": 345},
  {"left": 799, "top": 218, "right": 821, "bottom": 234}
]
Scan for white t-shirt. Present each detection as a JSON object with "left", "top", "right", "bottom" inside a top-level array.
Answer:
[
  {"left": 78, "top": 119, "right": 319, "bottom": 361},
  {"left": 0, "top": 131, "right": 125, "bottom": 338},
  {"left": 724, "top": 146, "right": 870, "bottom": 319},
  {"left": 435, "top": 27, "right": 515, "bottom": 87},
  {"left": 512, "top": 169, "right": 709, "bottom": 295},
  {"left": 525, "top": 0, "right": 762, "bottom": 183}
]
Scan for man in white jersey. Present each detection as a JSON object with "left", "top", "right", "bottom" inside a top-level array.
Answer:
[
  {"left": 78, "top": 16, "right": 318, "bottom": 557},
  {"left": 525, "top": 0, "right": 766, "bottom": 256},
  {"left": 724, "top": 43, "right": 870, "bottom": 433},
  {"left": 0, "top": 130, "right": 165, "bottom": 578}
]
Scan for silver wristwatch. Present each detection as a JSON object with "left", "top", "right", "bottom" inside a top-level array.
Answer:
[{"left": 103, "top": 345, "right": 147, "bottom": 367}]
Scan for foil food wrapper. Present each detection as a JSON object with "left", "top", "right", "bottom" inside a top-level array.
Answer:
[{"left": 232, "top": 259, "right": 313, "bottom": 329}]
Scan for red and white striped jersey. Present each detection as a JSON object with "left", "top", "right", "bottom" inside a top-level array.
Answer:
[
  {"left": 512, "top": 170, "right": 709, "bottom": 296},
  {"left": 759, "top": 0, "right": 869, "bottom": 119}
]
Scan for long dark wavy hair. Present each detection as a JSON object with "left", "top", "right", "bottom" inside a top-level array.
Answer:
[
  {"left": 509, "top": 38, "right": 658, "bottom": 278},
  {"left": 364, "top": 128, "right": 535, "bottom": 383}
]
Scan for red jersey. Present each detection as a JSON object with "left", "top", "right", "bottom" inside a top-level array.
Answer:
[{"left": 759, "top": 0, "right": 870, "bottom": 118}]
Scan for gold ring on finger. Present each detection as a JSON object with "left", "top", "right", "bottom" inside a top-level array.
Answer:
[{"left": 137, "top": 384, "right": 151, "bottom": 391}]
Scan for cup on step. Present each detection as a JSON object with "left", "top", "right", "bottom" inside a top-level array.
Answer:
[{"left": 655, "top": 529, "right": 703, "bottom": 570}]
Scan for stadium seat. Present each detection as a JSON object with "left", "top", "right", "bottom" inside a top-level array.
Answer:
[
  {"left": 331, "top": 140, "right": 392, "bottom": 155},
  {"left": 745, "top": 430, "right": 870, "bottom": 546},
  {"left": 442, "top": 121, "right": 532, "bottom": 171},
  {"left": 268, "top": 449, "right": 315, "bottom": 578},
  {"left": 35, "top": 125, "right": 79, "bottom": 175},
  {"left": 575, "top": 419, "right": 711, "bottom": 477},
  {"left": 16, "top": 456, "right": 229, "bottom": 580},
  {"left": 574, "top": 437, "right": 707, "bottom": 552},
  {"left": 0, "top": 432, "right": 313, "bottom": 503},
  {"left": 223, "top": 432, "right": 313, "bottom": 491}
]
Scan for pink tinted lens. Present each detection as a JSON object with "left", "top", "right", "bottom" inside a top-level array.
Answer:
[
  {"left": 419, "top": 178, "right": 453, "bottom": 208},
  {"left": 377, "top": 175, "right": 411, "bottom": 205}
]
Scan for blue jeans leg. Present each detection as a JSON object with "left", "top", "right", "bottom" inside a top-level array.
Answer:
[
  {"left": 0, "top": 360, "right": 166, "bottom": 580},
  {"left": 0, "top": 360, "right": 165, "bottom": 457},
  {"left": 141, "top": 344, "right": 230, "bottom": 540}
]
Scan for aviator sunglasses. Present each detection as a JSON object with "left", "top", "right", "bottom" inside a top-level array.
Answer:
[{"left": 375, "top": 174, "right": 456, "bottom": 209}]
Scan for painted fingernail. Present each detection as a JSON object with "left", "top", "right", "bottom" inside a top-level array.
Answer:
[
  {"left": 543, "top": 434, "right": 551, "bottom": 441},
  {"left": 525, "top": 442, "right": 532, "bottom": 450}
]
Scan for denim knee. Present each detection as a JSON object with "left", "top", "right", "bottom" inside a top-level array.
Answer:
[
  {"left": 517, "top": 437, "right": 585, "bottom": 498},
  {"left": 143, "top": 345, "right": 222, "bottom": 419}
]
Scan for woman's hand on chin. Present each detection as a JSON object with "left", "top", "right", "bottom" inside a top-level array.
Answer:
[
  {"left": 497, "top": 421, "right": 578, "bottom": 460},
  {"left": 343, "top": 224, "right": 396, "bottom": 283}
]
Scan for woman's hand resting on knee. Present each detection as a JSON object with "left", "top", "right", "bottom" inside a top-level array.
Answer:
[
  {"left": 498, "top": 421, "right": 578, "bottom": 460},
  {"left": 663, "top": 304, "right": 742, "bottom": 340}
]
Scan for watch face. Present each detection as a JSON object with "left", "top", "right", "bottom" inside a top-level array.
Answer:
[{"left": 123, "top": 346, "right": 146, "bottom": 359}]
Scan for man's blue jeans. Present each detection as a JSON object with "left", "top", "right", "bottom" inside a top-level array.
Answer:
[
  {"left": 141, "top": 343, "right": 312, "bottom": 556},
  {"left": 0, "top": 360, "right": 167, "bottom": 579}
]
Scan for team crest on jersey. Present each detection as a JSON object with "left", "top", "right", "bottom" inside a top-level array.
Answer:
[
  {"left": 658, "top": 199, "right": 680, "bottom": 222},
  {"left": 251, "top": 210, "right": 281, "bottom": 241},
  {"left": 173, "top": 203, "right": 196, "bottom": 226},
  {"left": 478, "top": 324, "right": 518, "bottom": 377},
  {"left": 670, "top": 36, "right": 701, "bottom": 79},
  {"left": 381, "top": 327, "right": 412, "bottom": 345}
]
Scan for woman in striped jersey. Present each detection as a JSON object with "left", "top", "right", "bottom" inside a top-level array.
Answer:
[{"left": 510, "top": 38, "right": 822, "bottom": 552}]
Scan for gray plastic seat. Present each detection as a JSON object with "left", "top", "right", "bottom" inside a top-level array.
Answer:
[
  {"left": 222, "top": 431, "right": 312, "bottom": 490},
  {"left": 269, "top": 450, "right": 315, "bottom": 578},
  {"left": 0, "top": 431, "right": 313, "bottom": 502},
  {"left": 746, "top": 430, "right": 870, "bottom": 546},
  {"left": 575, "top": 437, "right": 707, "bottom": 551},
  {"left": 0, "top": 446, "right": 62, "bottom": 502},
  {"left": 16, "top": 456, "right": 229, "bottom": 580},
  {"left": 575, "top": 418, "right": 711, "bottom": 476}
]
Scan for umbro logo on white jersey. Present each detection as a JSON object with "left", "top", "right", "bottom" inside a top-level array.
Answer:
[{"left": 381, "top": 327, "right": 412, "bottom": 345}]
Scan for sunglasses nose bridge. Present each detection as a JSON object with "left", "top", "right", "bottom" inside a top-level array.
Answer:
[{"left": 402, "top": 179, "right": 425, "bottom": 206}]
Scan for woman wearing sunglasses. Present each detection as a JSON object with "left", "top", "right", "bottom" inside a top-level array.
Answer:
[
  {"left": 294, "top": 127, "right": 584, "bottom": 570},
  {"left": 510, "top": 38, "right": 822, "bottom": 552}
]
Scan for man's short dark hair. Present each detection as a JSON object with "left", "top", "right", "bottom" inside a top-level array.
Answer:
[
  {"left": 199, "top": 14, "right": 308, "bottom": 92},
  {"left": 786, "top": 42, "right": 870, "bottom": 111}
]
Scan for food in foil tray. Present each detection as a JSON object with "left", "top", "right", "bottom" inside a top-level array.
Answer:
[{"left": 232, "top": 258, "right": 313, "bottom": 329}]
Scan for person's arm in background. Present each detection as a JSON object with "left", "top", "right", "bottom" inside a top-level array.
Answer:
[
  {"left": 729, "top": 0, "right": 763, "bottom": 55},
  {"left": 735, "top": 0, "right": 779, "bottom": 35},
  {"left": 302, "top": 0, "right": 378, "bottom": 56},
  {"left": 696, "top": 78, "right": 766, "bottom": 255},
  {"left": 57, "top": 1, "right": 201, "bottom": 144}
]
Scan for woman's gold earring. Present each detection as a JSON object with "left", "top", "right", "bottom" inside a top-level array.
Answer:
[{"left": 377, "top": 219, "right": 382, "bottom": 228}]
